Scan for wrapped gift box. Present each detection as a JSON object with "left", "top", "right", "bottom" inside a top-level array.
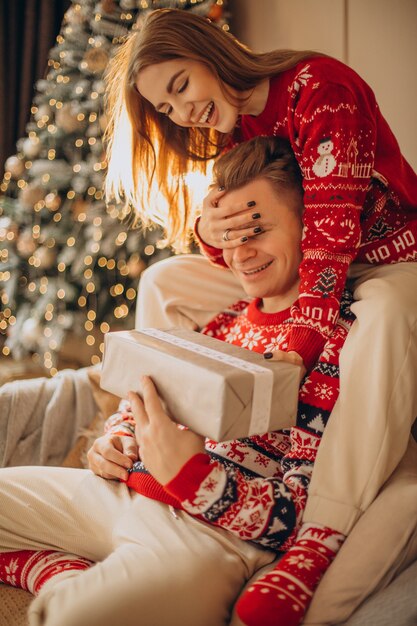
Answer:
[{"left": 101, "top": 328, "right": 301, "bottom": 441}]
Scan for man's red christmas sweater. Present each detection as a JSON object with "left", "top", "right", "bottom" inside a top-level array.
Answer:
[{"left": 106, "top": 293, "right": 354, "bottom": 551}]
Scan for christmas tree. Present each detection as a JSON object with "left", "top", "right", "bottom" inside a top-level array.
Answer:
[{"left": 0, "top": 0, "right": 227, "bottom": 375}]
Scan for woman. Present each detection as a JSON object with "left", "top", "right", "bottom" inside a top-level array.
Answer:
[{"left": 104, "top": 8, "right": 417, "bottom": 625}]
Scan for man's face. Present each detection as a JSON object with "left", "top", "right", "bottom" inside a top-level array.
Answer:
[{"left": 222, "top": 178, "right": 303, "bottom": 312}]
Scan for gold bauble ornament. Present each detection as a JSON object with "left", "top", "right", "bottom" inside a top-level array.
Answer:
[
  {"left": 0, "top": 216, "right": 18, "bottom": 239},
  {"left": 127, "top": 256, "right": 146, "bottom": 279},
  {"left": 19, "top": 184, "right": 45, "bottom": 209},
  {"left": 101, "top": 0, "right": 117, "bottom": 13},
  {"left": 44, "top": 192, "right": 62, "bottom": 211},
  {"left": 16, "top": 229, "right": 37, "bottom": 258},
  {"left": 71, "top": 198, "right": 91, "bottom": 218},
  {"left": 82, "top": 48, "right": 109, "bottom": 74},
  {"left": 34, "top": 104, "right": 52, "bottom": 122},
  {"left": 4, "top": 155, "right": 26, "bottom": 179},
  {"left": 56, "top": 103, "right": 84, "bottom": 133},
  {"left": 33, "top": 245, "right": 56, "bottom": 269},
  {"left": 22, "top": 137, "right": 41, "bottom": 159},
  {"left": 208, "top": 3, "right": 223, "bottom": 21},
  {"left": 65, "top": 5, "right": 87, "bottom": 25}
]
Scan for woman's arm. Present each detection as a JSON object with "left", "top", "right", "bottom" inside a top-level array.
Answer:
[
  {"left": 283, "top": 75, "right": 376, "bottom": 369},
  {"left": 195, "top": 186, "right": 264, "bottom": 255}
]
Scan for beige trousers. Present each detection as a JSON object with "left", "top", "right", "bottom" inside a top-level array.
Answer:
[
  {"left": 0, "top": 466, "right": 275, "bottom": 626},
  {"left": 136, "top": 255, "right": 417, "bottom": 535}
]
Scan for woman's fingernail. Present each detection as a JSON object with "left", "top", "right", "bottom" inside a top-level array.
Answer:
[
  {"left": 263, "top": 352, "right": 273, "bottom": 359},
  {"left": 240, "top": 236, "right": 248, "bottom": 242},
  {"left": 247, "top": 200, "right": 256, "bottom": 207},
  {"left": 218, "top": 186, "right": 225, "bottom": 191},
  {"left": 254, "top": 226, "right": 262, "bottom": 234},
  {"left": 252, "top": 212, "right": 261, "bottom": 219}
]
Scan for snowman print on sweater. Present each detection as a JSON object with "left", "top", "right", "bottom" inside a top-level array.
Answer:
[{"left": 312, "top": 137, "right": 337, "bottom": 177}]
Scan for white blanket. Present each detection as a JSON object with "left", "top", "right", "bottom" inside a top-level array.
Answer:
[{"left": 0, "top": 367, "right": 97, "bottom": 468}]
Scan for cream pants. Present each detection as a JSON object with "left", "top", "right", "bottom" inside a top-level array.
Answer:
[
  {"left": 0, "top": 466, "right": 275, "bottom": 626},
  {"left": 136, "top": 255, "right": 417, "bottom": 535}
]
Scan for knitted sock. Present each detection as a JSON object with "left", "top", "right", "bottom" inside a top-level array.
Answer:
[
  {"left": 236, "top": 523, "right": 345, "bottom": 626},
  {"left": 0, "top": 550, "right": 93, "bottom": 595}
]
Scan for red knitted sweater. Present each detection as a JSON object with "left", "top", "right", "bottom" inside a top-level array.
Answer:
[
  {"left": 106, "top": 293, "right": 354, "bottom": 551},
  {"left": 196, "top": 56, "right": 417, "bottom": 370}
]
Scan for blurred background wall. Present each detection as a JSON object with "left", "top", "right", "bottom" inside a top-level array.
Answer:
[{"left": 229, "top": 0, "right": 417, "bottom": 170}]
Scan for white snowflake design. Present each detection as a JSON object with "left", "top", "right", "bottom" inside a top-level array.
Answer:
[
  {"left": 240, "top": 328, "right": 265, "bottom": 350},
  {"left": 321, "top": 342, "right": 337, "bottom": 361},
  {"left": 286, "top": 553, "right": 315, "bottom": 570},
  {"left": 314, "top": 382, "right": 334, "bottom": 401},
  {"left": 225, "top": 324, "right": 243, "bottom": 344},
  {"left": 4, "top": 557, "right": 19, "bottom": 586},
  {"left": 264, "top": 333, "right": 288, "bottom": 353},
  {"left": 292, "top": 64, "right": 313, "bottom": 92}
]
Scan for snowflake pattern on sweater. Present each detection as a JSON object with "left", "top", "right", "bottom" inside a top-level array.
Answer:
[
  {"left": 196, "top": 56, "right": 417, "bottom": 371},
  {"left": 106, "top": 291, "right": 354, "bottom": 552}
]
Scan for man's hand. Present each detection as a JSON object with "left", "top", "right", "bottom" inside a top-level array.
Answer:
[
  {"left": 129, "top": 376, "right": 206, "bottom": 485},
  {"left": 87, "top": 433, "right": 139, "bottom": 481}
]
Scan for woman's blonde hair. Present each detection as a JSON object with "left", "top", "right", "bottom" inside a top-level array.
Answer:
[{"left": 104, "top": 9, "right": 318, "bottom": 250}]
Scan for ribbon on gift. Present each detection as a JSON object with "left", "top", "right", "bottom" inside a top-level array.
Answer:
[{"left": 141, "top": 328, "right": 273, "bottom": 435}]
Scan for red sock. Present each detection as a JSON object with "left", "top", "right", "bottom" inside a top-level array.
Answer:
[
  {"left": 0, "top": 550, "right": 93, "bottom": 595},
  {"left": 236, "top": 523, "right": 345, "bottom": 626}
]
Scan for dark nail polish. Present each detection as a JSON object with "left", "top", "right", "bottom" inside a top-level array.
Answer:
[
  {"left": 240, "top": 236, "right": 248, "bottom": 242},
  {"left": 264, "top": 352, "right": 273, "bottom": 359},
  {"left": 218, "top": 186, "right": 225, "bottom": 192},
  {"left": 247, "top": 200, "right": 256, "bottom": 207},
  {"left": 252, "top": 212, "right": 261, "bottom": 219},
  {"left": 254, "top": 226, "right": 262, "bottom": 234}
]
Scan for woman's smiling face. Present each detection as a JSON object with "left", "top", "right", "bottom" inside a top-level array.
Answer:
[{"left": 136, "top": 58, "right": 240, "bottom": 133}]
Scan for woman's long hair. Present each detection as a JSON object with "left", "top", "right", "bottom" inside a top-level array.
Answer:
[{"left": 104, "top": 9, "right": 319, "bottom": 249}]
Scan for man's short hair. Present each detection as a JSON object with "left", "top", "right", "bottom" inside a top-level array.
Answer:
[{"left": 213, "top": 136, "right": 303, "bottom": 211}]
